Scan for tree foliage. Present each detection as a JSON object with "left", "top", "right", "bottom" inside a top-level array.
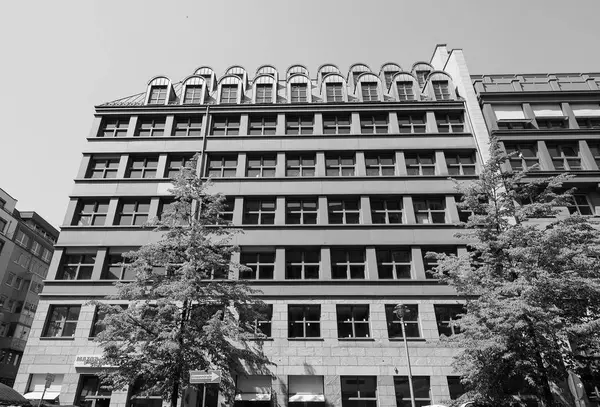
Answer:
[
  {"left": 435, "top": 140, "right": 600, "bottom": 407},
  {"left": 91, "top": 157, "right": 272, "bottom": 407}
]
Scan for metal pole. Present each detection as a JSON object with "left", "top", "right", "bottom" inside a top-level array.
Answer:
[
  {"left": 396, "top": 305, "right": 416, "bottom": 407},
  {"left": 201, "top": 385, "right": 207, "bottom": 407},
  {"left": 36, "top": 386, "right": 47, "bottom": 407}
]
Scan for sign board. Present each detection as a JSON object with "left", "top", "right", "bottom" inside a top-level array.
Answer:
[
  {"left": 45, "top": 373, "right": 55, "bottom": 388},
  {"left": 74, "top": 355, "right": 114, "bottom": 368},
  {"left": 190, "top": 370, "right": 221, "bottom": 384}
]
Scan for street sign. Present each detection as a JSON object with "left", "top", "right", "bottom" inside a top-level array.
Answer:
[
  {"left": 189, "top": 370, "right": 221, "bottom": 384},
  {"left": 45, "top": 374, "right": 55, "bottom": 388}
]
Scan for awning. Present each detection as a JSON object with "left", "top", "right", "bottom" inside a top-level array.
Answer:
[
  {"left": 234, "top": 393, "right": 272, "bottom": 401},
  {"left": 23, "top": 391, "right": 60, "bottom": 400},
  {"left": 289, "top": 394, "right": 325, "bottom": 402}
]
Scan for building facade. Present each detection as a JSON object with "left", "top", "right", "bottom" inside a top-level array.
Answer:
[
  {"left": 15, "top": 44, "right": 494, "bottom": 407},
  {"left": 0, "top": 188, "right": 58, "bottom": 386},
  {"left": 472, "top": 72, "right": 600, "bottom": 404}
]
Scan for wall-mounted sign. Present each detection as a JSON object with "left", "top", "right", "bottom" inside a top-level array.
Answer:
[{"left": 74, "top": 355, "right": 112, "bottom": 368}]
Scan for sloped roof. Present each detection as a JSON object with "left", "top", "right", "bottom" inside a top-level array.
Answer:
[
  {"left": 99, "top": 82, "right": 183, "bottom": 107},
  {"left": 0, "top": 383, "right": 30, "bottom": 406}
]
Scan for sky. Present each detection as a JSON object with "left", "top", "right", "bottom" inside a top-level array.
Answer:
[{"left": 1, "top": 0, "right": 599, "bottom": 229}]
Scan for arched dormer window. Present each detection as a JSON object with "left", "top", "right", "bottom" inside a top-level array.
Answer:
[
  {"left": 252, "top": 74, "right": 276, "bottom": 104},
  {"left": 217, "top": 75, "right": 243, "bottom": 105},
  {"left": 286, "top": 64, "right": 309, "bottom": 79},
  {"left": 391, "top": 72, "right": 420, "bottom": 102},
  {"left": 317, "top": 64, "right": 341, "bottom": 88},
  {"left": 287, "top": 73, "right": 312, "bottom": 103},
  {"left": 224, "top": 65, "right": 248, "bottom": 87},
  {"left": 320, "top": 73, "right": 347, "bottom": 103},
  {"left": 423, "top": 71, "right": 458, "bottom": 101},
  {"left": 347, "top": 63, "right": 371, "bottom": 88},
  {"left": 411, "top": 62, "right": 434, "bottom": 88},
  {"left": 256, "top": 65, "right": 278, "bottom": 82},
  {"left": 193, "top": 66, "right": 216, "bottom": 92},
  {"left": 181, "top": 75, "right": 207, "bottom": 105},
  {"left": 145, "top": 76, "right": 173, "bottom": 106},
  {"left": 354, "top": 73, "right": 383, "bottom": 102},
  {"left": 379, "top": 63, "right": 402, "bottom": 91}
]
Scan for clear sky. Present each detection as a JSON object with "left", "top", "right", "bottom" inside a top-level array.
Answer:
[{"left": 1, "top": 0, "right": 599, "bottom": 229}]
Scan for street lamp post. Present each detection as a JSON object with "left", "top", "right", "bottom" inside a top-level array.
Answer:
[{"left": 395, "top": 304, "right": 416, "bottom": 407}]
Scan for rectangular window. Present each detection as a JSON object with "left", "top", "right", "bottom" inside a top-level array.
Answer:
[
  {"left": 323, "top": 114, "right": 351, "bottom": 134},
  {"left": 434, "top": 304, "right": 464, "bottom": 337},
  {"left": 102, "top": 253, "right": 135, "bottom": 280},
  {"left": 436, "top": 113, "right": 464, "bottom": 133},
  {"left": 76, "top": 375, "right": 112, "bottom": 407},
  {"left": 331, "top": 248, "right": 365, "bottom": 279},
  {"left": 547, "top": 143, "right": 582, "bottom": 170},
  {"left": 56, "top": 253, "right": 95, "bottom": 280},
  {"left": 413, "top": 197, "right": 446, "bottom": 224},
  {"left": 126, "top": 156, "right": 158, "bottom": 179},
  {"left": 577, "top": 117, "right": 600, "bottom": 129},
  {"left": 385, "top": 304, "right": 420, "bottom": 338},
  {"left": 398, "top": 113, "right": 426, "bottom": 133},
  {"left": 394, "top": 376, "right": 431, "bottom": 407},
  {"left": 286, "top": 154, "right": 316, "bottom": 177},
  {"left": 447, "top": 377, "right": 466, "bottom": 400},
  {"left": 396, "top": 82, "right": 415, "bottom": 101},
  {"left": 432, "top": 81, "right": 451, "bottom": 100},
  {"left": 243, "top": 199, "right": 276, "bottom": 225},
  {"left": 148, "top": 86, "right": 167, "bottom": 104},
  {"left": 206, "top": 155, "right": 237, "bottom": 178},
  {"left": 587, "top": 141, "right": 600, "bottom": 166},
  {"left": 240, "top": 251, "right": 275, "bottom": 280},
  {"left": 325, "top": 154, "right": 355, "bottom": 176},
  {"left": 42, "top": 305, "right": 81, "bottom": 337},
  {"left": 173, "top": 116, "right": 202, "bottom": 137},
  {"left": 337, "top": 305, "right": 370, "bottom": 338},
  {"left": 211, "top": 116, "right": 240, "bottom": 135},
  {"left": 90, "top": 306, "right": 127, "bottom": 337},
  {"left": 254, "top": 304, "right": 272, "bottom": 338},
  {"left": 246, "top": 155, "right": 276, "bottom": 177},
  {"left": 361, "top": 82, "right": 379, "bottom": 101},
  {"left": 405, "top": 153, "right": 436, "bottom": 176},
  {"left": 220, "top": 84, "right": 238, "bottom": 104},
  {"left": 328, "top": 198, "right": 360, "bottom": 224},
  {"left": 423, "top": 247, "right": 457, "bottom": 278},
  {"left": 42, "top": 248, "right": 52, "bottom": 263},
  {"left": 87, "top": 157, "right": 119, "bottom": 179},
  {"left": 218, "top": 198, "right": 235, "bottom": 222},
  {"left": 286, "top": 248, "right": 320, "bottom": 279},
  {"left": 255, "top": 84, "right": 273, "bottom": 103},
  {"left": 0, "top": 218, "right": 6, "bottom": 234},
  {"left": 99, "top": 117, "right": 129, "bottom": 138},
  {"left": 446, "top": 152, "right": 476, "bottom": 175},
  {"left": 567, "top": 194, "right": 594, "bottom": 216},
  {"left": 288, "top": 305, "right": 321, "bottom": 338},
  {"left": 115, "top": 199, "right": 151, "bottom": 226},
  {"left": 365, "top": 153, "right": 395, "bottom": 176},
  {"left": 326, "top": 83, "right": 343, "bottom": 102},
  {"left": 504, "top": 143, "right": 539, "bottom": 171},
  {"left": 360, "top": 114, "right": 388, "bottom": 134},
  {"left": 165, "top": 154, "right": 194, "bottom": 178},
  {"left": 15, "top": 231, "right": 30, "bottom": 248},
  {"left": 31, "top": 241, "right": 42, "bottom": 256},
  {"left": 183, "top": 85, "right": 203, "bottom": 104},
  {"left": 136, "top": 117, "right": 165, "bottom": 137},
  {"left": 249, "top": 116, "right": 277, "bottom": 135},
  {"left": 290, "top": 83, "right": 308, "bottom": 103},
  {"left": 371, "top": 197, "right": 403, "bottom": 224},
  {"left": 286, "top": 199, "right": 317, "bottom": 225},
  {"left": 341, "top": 376, "right": 377, "bottom": 407},
  {"left": 73, "top": 200, "right": 109, "bottom": 226},
  {"left": 377, "top": 248, "right": 411, "bottom": 279},
  {"left": 6, "top": 272, "right": 15, "bottom": 286},
  {"left": 286, "top": 115, "right": 314, "bottom": 135}
]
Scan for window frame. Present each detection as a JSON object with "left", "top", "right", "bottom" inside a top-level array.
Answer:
[
  {"left": 239, "top": 251, "right": 275, "bottom": 280},
  {"left": 385, "top": 304, "right": 420, "bottom": 338},
  {"left": 547, "top": 143, "right": 582, "bottom": 171},
  {"left": 42, "top": 304, "right": 81, "bottom": 338},
  {"left": 434, "top": 304, "right": 464, "bottom": 337},
  {"left": 413, "top": 197, "right": 447, "bottom": 224},
  {"left": 394, "top": 376, "right": 431, "bottom": 407},
  {"left": 370, "top": 197, "right": 404, "bottom": 224},
  {"left": 135, "top": 117, "right": 166, "bottom": 137},
  {"left": 567, "top": 194, "right": 594, "bottom": 216},
  {"left": 246, "top": 155, "right": 277, "bottom": 178},
  {"left": 376, "top": 248, "right": 411, "bottom": 279},
  {"left": 172, "top": 116, "right": 202, "bottom": 137},
  {"left": 360, "top": 114, "right": 389, "bottom": 134},
  {"left": 249, "top": 115, "right": 277, "bottom": 136},
  {"left": 220, "top": 84, "right": 238, "bottom": 104},
  {"left": 340, "top": 376, "right": 377, "bottom": 407},
  {"left": 325, "top": 83, "right": 344, "bottom": 102},
  {"left": 445, "top": 152, "right": 477, "bottom": 176},
  {"left": 101, "top": 253, "right": 134, "bottom": 280},
  {"left": 336, "top": 305, "right": 371, "bottom": 339},
  {"left": 405, "top": 152, "right": 436, "bottom": 176},
  {"left": 285, "top": 248, "right": 320, "bottom": 279},
  {"left": 165, "top": 154, "right": 194, "bottom": 178},
  {"left": 435, "top": 112, "right": 464, "bottom": 133},
  {"left": 398, "top": 113, "right": 426, "bottom": 134},
  {"left": 56, "top": 253, "right": 96, "bottom": 280},
  {"left": 285, "top": 199, "right": 318, "bottom": 225},
  {"left": 255, "top": 84, "right": 273, "bottom": 104},
  {"left": 148, "top": 85, "right": 168, "bottom": 105},
  {"left": 365, "top": 152, "right": 396, "bottom": 176},
  {"left": 361, "top": 82, "right": 379, "bottom": 102},
  {"left": 211, "top": 116, "right": 240, "bottom": 136},
  {"left": 73, "top": 200, "right": 110, "bottom": 226},
  {"left": 288, "top": 305, "right": 321, "bottom": 338},
  {"left": 325, "top": 154, "right": 356, "bottom": 177},
  {"left": 432, "top": 81, "right": 451, "bottom": 100},
  {"left": 323, "top": 114, "right": 351, "bottom": 135},
  {"left": 286, "top": 114, "right": 314, "bottom": 135},
  {"left": 328, "top": 198, "right": 361, "bottom": 224},
  {"left": 286, "top": 154, "right": 316, "bottom": 177},
  {"left": 87, "top": 157, "right": 120, "bottom": 179},
  {"left": 290, "top": 83, "right": 308, "bottom": 103},
  {"left": 99, "top": 117, "right": 129, "bottom": 138},
  {"left": 183, "top": 84, "right": 203, "bottom": 104},
  {"left": 115, "top": 199, "right": 151, "bottom": 226},
  {"left": 243, "top": 199, "right": 276, "bottom": 225},
  {"left": 331, "top": 248, "right": 366, "bottom": 279},
  {"left": 504, "top": 143, "right": 540, "bottom": 171},
  {"left": 205, "top": 155, "right": 237, "bottom": 178},
  {"left": 396, "top": 81, "right": 416, "bottom": 101}
]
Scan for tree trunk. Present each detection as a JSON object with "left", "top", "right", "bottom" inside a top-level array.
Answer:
[
  {"left": 171, "top": 299, "right": 190, "bottom": 407},
  {"left": 525, "top": 316, "right": 556, "bottom": 407}
]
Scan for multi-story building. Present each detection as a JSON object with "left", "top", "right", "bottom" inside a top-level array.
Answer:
[
  {"left": 15, "top": 44, "right": 493, "bottom": 407},
  {"left": 472, "top": 72, "right": 600, "bottom": 404},
  {"left": 0, "top": 188, "right": 58, "bottom": 386}
]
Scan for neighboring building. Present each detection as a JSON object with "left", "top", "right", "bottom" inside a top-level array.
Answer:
[
  {"left": 472, "top": 72, "right": 600, "bottom": 404},
  {"left": 15, "top": 44, "right": 492, "bottom": 407},
  {"left": 0, "top": 188, "right": 58, "bottom": 387}
]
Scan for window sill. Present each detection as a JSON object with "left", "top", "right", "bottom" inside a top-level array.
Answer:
[
  {"left": 288, "top": 337, "right": 325, "bottom": 341},
  {"left": 40, "top": 336, "right": 75, "bottom": 341},
  {"left": 338, "top": 337, "right": 376, "bottom": 342},
  {"left": 389, "top": 337, "right": 427, "bottom": 342},
  {"left": 247, "top": 337, "right": 274, "bottom": 341},
  {"left": 87, "top": 136, "right": 203, "bottom": 141}
]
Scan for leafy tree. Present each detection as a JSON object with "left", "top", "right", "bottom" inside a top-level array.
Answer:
[
  {"left": 433, "top": 140, "right": 600, "bottom": 407},
  {"left": 91, "top": 157, "right": 272, "bottom": 407}
]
